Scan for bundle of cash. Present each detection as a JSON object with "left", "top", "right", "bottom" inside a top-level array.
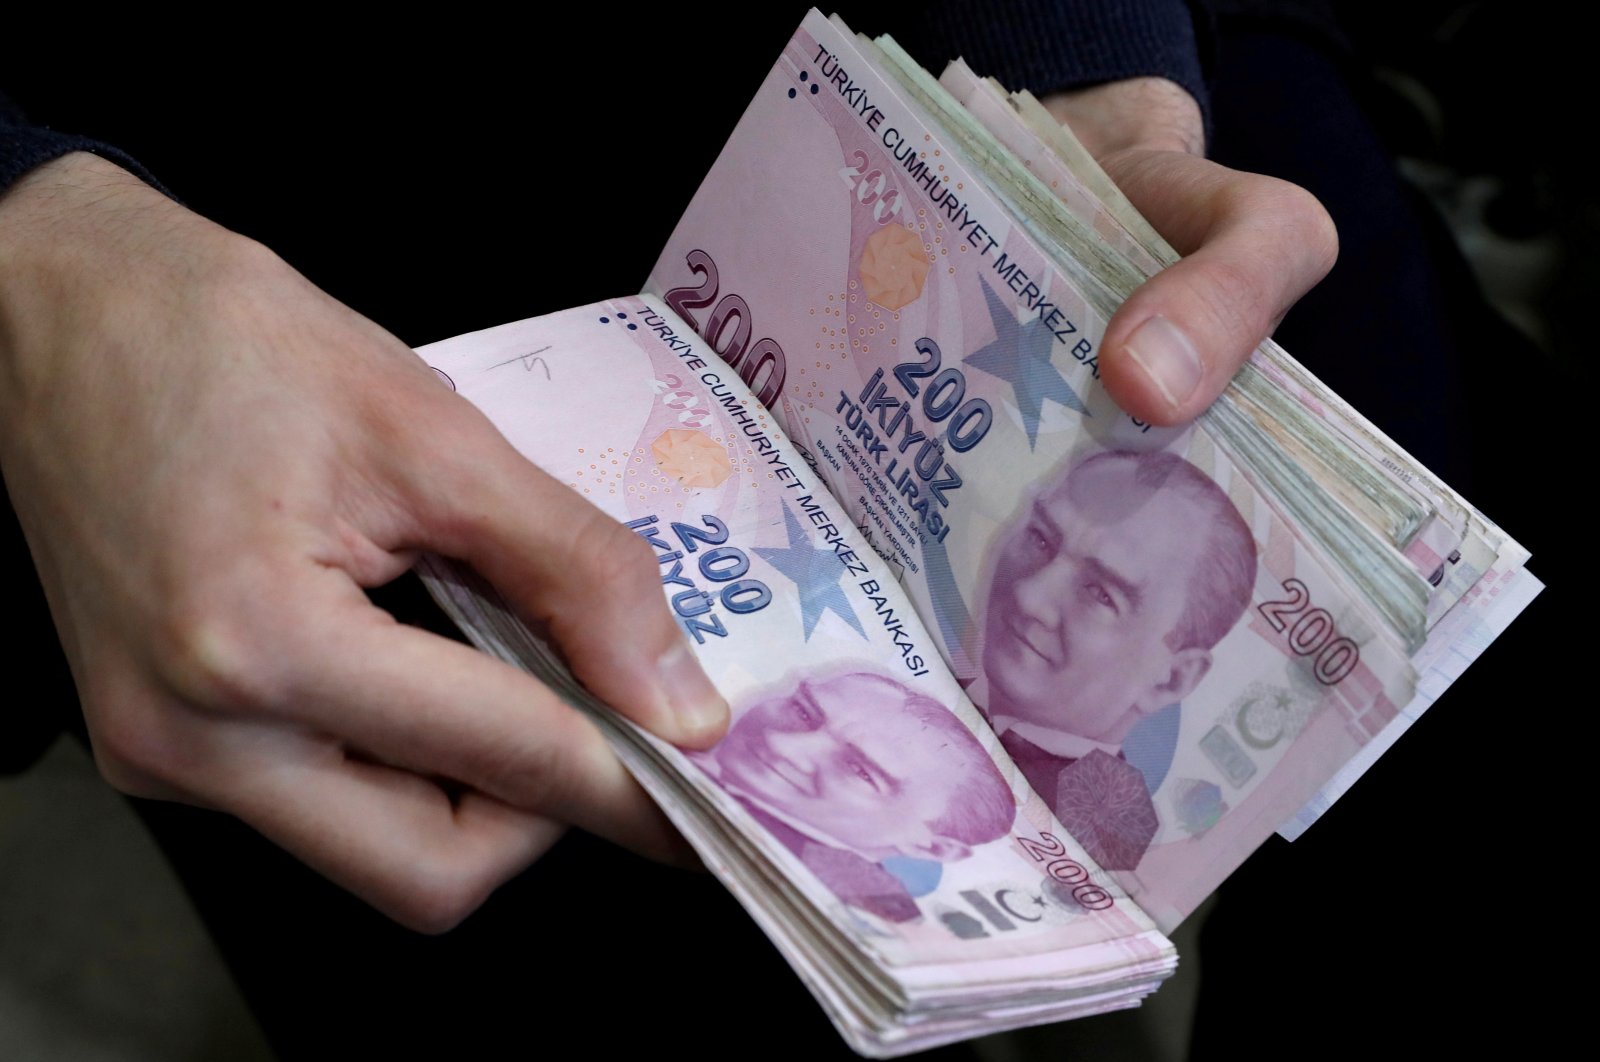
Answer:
[
  {"left": 421, "top": 299, "right": 1176, "bottom": 1054},
  {"left": 418, "top": 9, "right": 1540, "bottom": 1055}
]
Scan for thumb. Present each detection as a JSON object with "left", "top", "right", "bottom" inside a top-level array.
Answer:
[
  {"left": 411, "top": 403, "right": 731, "bottom": 750},
  {"left": 1096, "top": 150, "right": 1339, "bottom": 425}
]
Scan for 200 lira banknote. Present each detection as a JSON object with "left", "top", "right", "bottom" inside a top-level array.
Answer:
[
  {"left": 412, "top": 8, "right": 1537, "bottom": 1053},
  {"left": 645, "top": 9, "right": 1424, "bottom": 929},
  {"left": 418, "top": 298, "right": 1175, "bottom": 1055}
]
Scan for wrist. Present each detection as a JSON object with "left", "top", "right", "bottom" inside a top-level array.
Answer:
[
  {"left": 1039, "top": 77, "right": 1204, "bottom": 159},
  {"left": 0, "top": 154, "right": 274, "bottom": 469},
  {"left": 0, "top": 154, "right": 239, "bottom": 399},
  {"left": 0, "top": 151, "right": 197, "bottom": 292}
]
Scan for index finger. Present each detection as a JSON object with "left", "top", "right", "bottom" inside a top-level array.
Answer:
[
  {"left": 249, "top": 595, "right": 690, "bottom": 866},
  {"left": 390, "top": 400, "right": 730, "bottom": 750}
]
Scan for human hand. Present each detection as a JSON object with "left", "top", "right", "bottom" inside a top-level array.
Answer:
[
  {"left": 1042, "top": 77, "right": 1339, "bottom": 425},
  {"left": 0, "top": 153, "right": 729, "bottom": 932}
]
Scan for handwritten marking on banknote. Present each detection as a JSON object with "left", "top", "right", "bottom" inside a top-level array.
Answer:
[{"left": 488, "top": 345, "right": 553, "bottom": 375}]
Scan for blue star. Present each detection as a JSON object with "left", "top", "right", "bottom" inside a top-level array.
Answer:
[
  {"left": 964, "top": 281, "right": 1088, "bottom": 449},
  {"left": 753, "top": 503, "right": 867, "bottom": 642}
]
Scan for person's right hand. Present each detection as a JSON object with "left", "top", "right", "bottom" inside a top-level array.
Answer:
[
  {"left": 0, "top": 153, "right": 729, "bottom": 932},
  {"left": 1042, "top": 77, "right": 1339, "bottom": 426}
]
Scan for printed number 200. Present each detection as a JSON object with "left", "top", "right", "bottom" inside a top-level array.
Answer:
[
  {"left": 1258, "top": 578, "right": 1360, "bottom": 685},
  {"left": 662, "top": 250, "right": 787, "bottom": 406},
  {"left": 1016, "top": 832, "right": 1113, "bottom": 910},
  {"left": 837, "top": 150, "right": 905, "bottom": 224}
]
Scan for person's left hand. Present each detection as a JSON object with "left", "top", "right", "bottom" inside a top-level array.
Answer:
[{"left": 0, "top": 153, "right": 729, "bottom": 933}]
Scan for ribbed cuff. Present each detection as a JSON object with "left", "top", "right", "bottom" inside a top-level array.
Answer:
[{"left": 1, "top": 123, "right": 169, "bottom": 200}]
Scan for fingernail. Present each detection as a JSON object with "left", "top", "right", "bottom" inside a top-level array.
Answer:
[
  {"left": 657, "top": 642, "right": 729, "bottom": 740},
  {"left": 1124, "top": 316, "right": 1203, "bottom": 411}
]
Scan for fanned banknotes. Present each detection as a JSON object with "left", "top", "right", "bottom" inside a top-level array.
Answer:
[
  {"left": 421, "top": 300, "right": 1174, "bottom": 1054},
  {"left": 415, "top": 9, "right": 1541, "bottom": 1055}
]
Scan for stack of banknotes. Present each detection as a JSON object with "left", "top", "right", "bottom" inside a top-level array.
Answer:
[{"left": 418, "top": 9, "right": 1542, "bottom": 1056}]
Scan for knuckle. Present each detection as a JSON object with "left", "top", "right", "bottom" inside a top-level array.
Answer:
[
  {"left": 1297, "top": 194, "right": 1340, "bottom": 275},
  {"left": 483, "top": 725, "right": 582, "bottom": 812},
  {"left": 375, "top": 383, "right": 481, "bottom": 473},
  {"left": 398, "top": 878, "right": 483, "bottom": 936},
  {"left": 545, "top": 514, "right": 680, "bottom": 670},
  {"left": 186, "top": 235, "right": 291, "bottom": 316},
  {"left": 390, "top": 854, "right": 502, "bottom": 935},
  {"left": 89, "top": 727, "right": 158, "bottom": 796},
  {"left": 1243, "top": 176, "right": 1340, "bottom": 276},
  {"left": 564, "top": 512, "right": 661, "bottom": 609},
  {"left": 1192, "top": 255, "right": 1271, "bottom": 339},
  {"left": 1190, "top": 174, "right": 1341, "bottom": 342},
  {"left": 155, "top": 589, "right": 296, "bottom": 717},
  {"left": 83, "top": 693, "right": 184, "bottom": 797},
  {"left": 470, "top": 698, "right": 604, "bottom": 816}
]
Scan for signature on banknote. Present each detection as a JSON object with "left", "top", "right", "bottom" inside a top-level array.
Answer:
[{"left": 490, "top": 346, "right": 554, "bottom": 377}]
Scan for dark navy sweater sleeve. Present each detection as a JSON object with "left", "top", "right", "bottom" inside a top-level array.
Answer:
[
  {"left": 892, "top": 0, "right": 1214, "bottom": 132},
  {"left": 1, "top": 90, "right": 164, "bottom": 197}
]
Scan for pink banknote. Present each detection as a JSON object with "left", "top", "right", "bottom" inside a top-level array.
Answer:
[
  {"left": 646, "top": 10, "right": 1418, "bottom": 929},
  {"left": 930, "top": 56, "right": 1541, "bottom": 840},
  {"left": 415, "top": 298, "right": 1175, "bottom": 1053}
]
